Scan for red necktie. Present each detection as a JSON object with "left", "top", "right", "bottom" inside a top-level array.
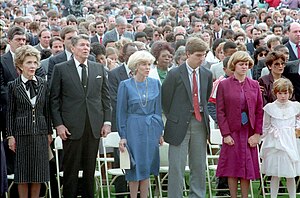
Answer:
[
  {"left": 193, "top": 70, "right": 202, "bottom": 122},
  {"left": 297, "top": 44, "right": 300, "bottom": 59},
  {"left": 99, "top": 37, "right": 102, "bottom": 44}
]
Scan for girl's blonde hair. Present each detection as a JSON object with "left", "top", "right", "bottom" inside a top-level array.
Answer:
[{"left": 272, "top": 78, "right": 294, "bottom": 98}]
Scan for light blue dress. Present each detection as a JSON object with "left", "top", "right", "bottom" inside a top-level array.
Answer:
[{"left": 116, "top": 77, "right": 164, "bottom": 181}]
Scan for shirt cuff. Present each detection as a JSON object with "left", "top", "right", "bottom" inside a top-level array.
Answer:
[{"left": 104, "top": 121, "right": 111, "bottom": 126}]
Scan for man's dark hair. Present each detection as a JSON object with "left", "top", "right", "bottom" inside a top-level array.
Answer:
[
  {"left": 272, "top": 24, "right": 283, "bottom": 33},
  {"left": 134, "top": 32, "right": 147, "bottom": 41},
  {"left": 40, "top": 49, "right": 52, "bottom": 60},
  {"left": 7, "top": 26, "right": 26, "bottom": 40},
  {"left": 90, "top": 42, "right": 106, "bottom": 56},
  {"left": 223, "top": 41, "right": 237, "bottom": 52},
  {"left": 253, "top": 36, "right": 265, "bottom": 49}
]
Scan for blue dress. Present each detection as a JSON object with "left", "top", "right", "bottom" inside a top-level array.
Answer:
[{"left": 116, "top": 77, "right": 164, "bottom": 181}]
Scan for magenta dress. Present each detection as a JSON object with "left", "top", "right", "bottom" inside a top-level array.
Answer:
[{"left": 216, "top": 77, "right": 262, "bottom": 180}]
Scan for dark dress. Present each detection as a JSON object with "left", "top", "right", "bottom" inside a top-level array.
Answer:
[{"left": 6, "top": 76, "right": 51, "bottom": 183}]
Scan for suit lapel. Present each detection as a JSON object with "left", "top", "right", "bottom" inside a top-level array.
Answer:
[
  {"left": 67, "top": 59, "right": 85, "bottom": 93},
  {"left": 34, "top": 77, "right": 44, "bottom": 105},
  {"left": 120, "top": 64, "right": 129, "bottom": 81},
  {"left": 15, "top": 77, "right": 32, "bottom": 105},
  {"left": 180, "top": 64, "right": 193, "bottom": 105},
  {"left": 87, "top": 61, "right": 97, "bottom": 94},
  {"left": 199, "top": 66, "right": 207, "bottom": 104},
  {"left": 4, "top": 52, "right": 18, "bottom": 78}
]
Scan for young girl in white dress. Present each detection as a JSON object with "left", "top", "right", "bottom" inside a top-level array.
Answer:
[{"left": 260, "top": 78, "right": 300, "bottom": 198}]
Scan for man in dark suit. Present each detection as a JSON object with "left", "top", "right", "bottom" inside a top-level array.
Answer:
[
  {"left": 107, "top": 42, "right": 138, "bottom": 197},
  {"left": 162, "top": 37, "right": 213, "bottom": 197},
  {"left": 90, "top": 21, "right": 106, "bottom": 45},
  {"left": 246, "top": 27, "right": 262, "bottom": 56},
  {"left": 285, "top": 22, "right": 300, "bottom": 61},
  {"left": 102, "top": 16, "right": 134, "bottom": 46},
  {"left": 50, "top": 34, "right": 112, "bottom": 197},
  {"left": 34, "top": 28, "right": 51, "bottom": 52},
  {"left": 284, "top": 60, "right": 300, "bottom": 101},
  {"left": 47, "top": 26, "right": 95, "bottom": 82},
  {"left": 211, "top": 18, "right": 223, "bottom": 40}
]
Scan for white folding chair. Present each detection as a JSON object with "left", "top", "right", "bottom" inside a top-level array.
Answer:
[
  {"left": 207, "top": 129, "right": 255, "bottom": 197},
  {"left": 102, "top": 132, "right": 153, "bottom": 198},
  {"left": 53, "top": 136, "right": 102, "bottom": 198},
  {"left": 157, "top": 142, "right": 190, "bottom": 198},
  {"left": 102, "top": 132, "right": 128, "bottom": 198}
]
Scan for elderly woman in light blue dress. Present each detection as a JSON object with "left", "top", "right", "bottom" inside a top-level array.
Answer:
[{"left": 117, "top": 50, "right": 164, "bottom": 198}]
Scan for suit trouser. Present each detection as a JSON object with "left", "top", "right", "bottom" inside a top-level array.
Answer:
[
  {"left": 62, "top": 115, "right": 99, "bottom": 198},
  {"left": 168, "top": 115, "right": 207, "bottom": 198}
]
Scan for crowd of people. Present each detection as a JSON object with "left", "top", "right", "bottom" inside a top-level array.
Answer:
[{"left": 1, "top": 0, "right": 300, "bottom": 197}]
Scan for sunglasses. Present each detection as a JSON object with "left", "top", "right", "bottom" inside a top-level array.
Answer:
[{"left": 258, "top": 52, "right": 267, "bottom": 57}]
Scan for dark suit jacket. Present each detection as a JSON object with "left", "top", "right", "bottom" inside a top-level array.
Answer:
[
  {"left": 6, "top": 76, "right": 52, "bottom": 136},
  {"left": 252, "top": 59, "right": 266, "bottom": 80},
  {"left": 246, "top": 42, "right": 255, "bottom": 56},
  {"left": 102, "top": 28, "right": 134, "bottom": 46},
  {"left": 50, "top": 59, "right": 112, "bottom": 139},
  {"left": 258, "top": 73, "right": 276, "bottom": 106},
  {"left": 34, "top": 44, "right": 43, "bottom": 52},
  {"left": 212, "top": 30, "right": 224, "bottom": 40},
  {"left": 162, "top": 64, "right": 213, "bottom": 146},
  {"left": 285, "top": 41, "right": 298, "bottom": 61},
  {"left": 90, "top": 35, "right": 101, "bottom": 44},
  {"left": 216, "top": 77, "right": 263, "bottom": 137},
  {"left": 47, "top": 51, "right": 95, "bottom": 82},
  {"left": 107, "top": 64, "right": 129, "bottom": 131},
  {"left": 283, "top": 60, "right": 300, "bottom": 101}
]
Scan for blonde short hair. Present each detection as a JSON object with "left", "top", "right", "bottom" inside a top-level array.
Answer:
[
  {"left": 127, "top": 51, "right": 155, "bottom": 72},
  {"left": 227, "top": 51, "right": 254, "bottom": 71},
  {"left": 272, "top": 78, "right": 294, "bottom": 97},
  {"left": 15, "top": 45, "right": 41, "bottom": 70}
]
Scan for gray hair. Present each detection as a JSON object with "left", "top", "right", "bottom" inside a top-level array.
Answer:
[
  {"left": 71, "top": 34, "right": 90, "bottom": 46},
  {"left": 174, "top": 46, "right": 186, "bottom": 65},
  {"left": 127, "top": 51, "right": 155, "bottom": 72},
  {"left": 116, "top": 16, "right": 127, "bottom": 26}
]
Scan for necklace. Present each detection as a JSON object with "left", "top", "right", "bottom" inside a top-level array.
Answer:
[{"left": 134, "top": 78, "right": 148, "bottom": 107}]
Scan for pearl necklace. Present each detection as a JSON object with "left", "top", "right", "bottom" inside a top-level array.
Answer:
[{"left": 134, "top": 78, "right": 148, "bottom": 107}]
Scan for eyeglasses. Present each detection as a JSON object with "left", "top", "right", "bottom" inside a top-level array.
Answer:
[
  {"left": 258, "top": 52, "right": 267, "bottom": 57},
  {"left": 136, "top": 21, "right": 142, "bottom": 23},
  {"left": 154, "top": 34, "right": 160, "bottom": 37},
  {"left": 273, "top": 62, "right": 285, "bottom": 67}
]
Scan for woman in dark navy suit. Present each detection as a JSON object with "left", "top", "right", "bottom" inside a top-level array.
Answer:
[{"left": 6, "top": 45, "right": 52, "bottom": 198}]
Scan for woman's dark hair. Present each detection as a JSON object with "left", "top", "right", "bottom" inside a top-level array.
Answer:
[
  {"left": 150, "top": 41, "right": 174, "bottom": 63},
  {"left": 212, "top": 38, "right": 226, "bottom": 56},
  {"left": 253, "top": 46, "right": 269, "bottom": 65},
  {"left": 265, "top": 51, "right": 286, "bottom": 69}
]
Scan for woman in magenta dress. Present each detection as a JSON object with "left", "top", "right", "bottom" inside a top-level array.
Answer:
[{"left": 216, "top": 51, "right": 263, "bottom": 198}]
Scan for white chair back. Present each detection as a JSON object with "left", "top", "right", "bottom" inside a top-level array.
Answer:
[
  {"left": 54, "top": 136, "right": 63, "bottom": 150},
  {"left": 159, "top": 142, "right": 169, "bottom": 167},
  {"left": 102, "top": 132, "right": 120, "bottom": 148},
  {"left": 210, "top": 129, "right": 223, "bottom": 145}
]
